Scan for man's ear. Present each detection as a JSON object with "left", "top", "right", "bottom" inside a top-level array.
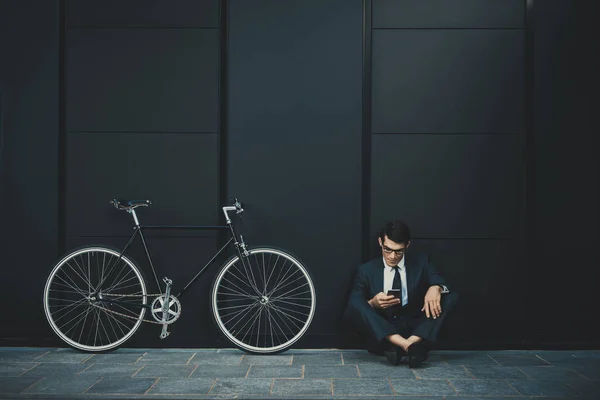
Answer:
[
  {"left": 377, "top": 237, "right": 382, "bottom": 246},
  {"left": 406, "top": 241, "right": 411, "bottom": 248}
]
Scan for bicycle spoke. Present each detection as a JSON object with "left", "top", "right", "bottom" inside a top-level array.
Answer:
[
  {"left": 240, "top": 257, "right": 262, "bottom": 296},
  {"left": 222, "top": 302, "right": 260, "bottom": 331},
  {"left": 61, "top": 305, "right": 94, "bottom": 336},
  {"left": 263, "top": 254, "right": 281, "bottom": 290},
  {"left": 238, "top": 305, "right": 265, "bottom": 344},
  {"left": 70, "top": 256, "right": 95, "bottom": 292},
  {"left": 231, "top": 261, "right": 262, "bottom": 296},
  {"left": 220, "top": 276, "right": 258, "bottom": 299},
  {"left": 266, "top": 261, "right": 298, "bottom": 298},
  {"left": 269, "top": 275, "right": 308, "bottom": 299},
  {"left": 220, "top": 302, "right": 259, "bottom": 325},
  {"left": 49, "top": 298, "right": 88, "bottom": 315},
  {"left": 270, "top": 282, "right": 310, "bottom": 302},
  {"left": 267, "top": 304, "right": 294, "bottom": 342},
  {"left": 54, "top": 270, "right": 89, "bottom": 298},
  {"left": 269, "top": 303, "right": 303, "bottom": 332},
  {"left": 52, "top": 299, "right": 89, "bottom": 324},
  {"left": 271, "top": 298, "right": 313, "bottom": 310},
  {"left": 101, "top": 306, "right": 130, "bottom": 337}
]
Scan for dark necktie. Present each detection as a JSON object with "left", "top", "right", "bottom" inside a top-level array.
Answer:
[
  {"left": 386, "top": 267, "right": 403, "bottom": 321},
  {"left": 392, "top": 266, "right": 402, "bottom": 292}
]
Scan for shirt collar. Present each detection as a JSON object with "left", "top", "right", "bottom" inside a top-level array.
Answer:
[{"left": 382, "top": 255, "right": 405, "bottom": 271}]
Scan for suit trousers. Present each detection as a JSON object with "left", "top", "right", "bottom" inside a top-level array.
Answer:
[{"left": 345, "top": 292, "right": 458, "bottom": 354}]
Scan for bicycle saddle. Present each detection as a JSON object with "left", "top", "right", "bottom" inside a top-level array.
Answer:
[{"left": 110, "top": 199, "right": 152, "bottom": 210}]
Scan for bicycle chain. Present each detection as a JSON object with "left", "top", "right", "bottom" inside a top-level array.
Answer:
[{"left": 90, "top": 292, "right": 171, "bottom": 325}]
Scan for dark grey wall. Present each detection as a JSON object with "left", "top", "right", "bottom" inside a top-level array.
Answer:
[
  {"left": 63, "top": 0, "right": 223, "bottom": 347},
  {"left": 530, "top": 0, "right": 598, "bottom": 346},
  {"left": 0, "top": 0, "right": 60, "bottom": 345},
  {"left": 369, "top": 0, "right": 526, "bottom": 346},
  {"left": 0, "top": 0, "right": 597, "bottom": 349},
  {"left": 226, "top": 0, "right": 363, "bottom": 347}
]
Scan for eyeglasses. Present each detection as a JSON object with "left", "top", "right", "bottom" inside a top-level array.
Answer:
[{"left": 381, "top": 245, "right": 406, "bottom": 256}]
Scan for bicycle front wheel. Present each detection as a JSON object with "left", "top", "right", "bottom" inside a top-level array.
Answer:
[
  {"left": 43, "top": 247, "right": 147, "bottom": 352},
  {"left": 211, "top": 247, "right": 316, "bottom": 354}
]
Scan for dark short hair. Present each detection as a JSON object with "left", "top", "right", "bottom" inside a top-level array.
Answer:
[{"left": 379, "top": 220, "right": 411, "bottom": 245}]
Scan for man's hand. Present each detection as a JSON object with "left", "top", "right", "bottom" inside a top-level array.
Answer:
[
  {"left": 421, "top": 286, "right": 442, "bottom": 319},
  {"left": 369, "top": 292, "right": 400, "bottom": 309}
]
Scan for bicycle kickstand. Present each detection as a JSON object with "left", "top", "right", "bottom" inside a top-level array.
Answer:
[{"left": 159, "top": 277, "right": 173, "bottom": 339}]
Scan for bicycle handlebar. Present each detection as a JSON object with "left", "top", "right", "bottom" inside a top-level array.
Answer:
[
  {"left": 110, "top": 199, "right": 152, "bottom": 210},
  {"left": 222, "top": 198, "right": 243, "bottom": 223}
]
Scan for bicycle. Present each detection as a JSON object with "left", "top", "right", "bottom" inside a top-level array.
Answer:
[{"left": 43, "top": 198, "right": 316, "bottom": 354}]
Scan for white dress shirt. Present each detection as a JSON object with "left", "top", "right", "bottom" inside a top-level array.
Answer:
[{"left": 382, "top": 257, "right": 408, "bottom": 306}]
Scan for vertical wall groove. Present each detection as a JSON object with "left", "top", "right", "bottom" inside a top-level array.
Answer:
[
  {"left": 58, "top": 0, "right": 66, "bottom": 255},
  {"left": 218, "top": 0, "right": 228, "bottom": 243},
  {"left": 361, "top": 0, "right": 373, "bottom": 262},
  {"left": 523, "top": 0, "right": 535, "bottom": 346}
]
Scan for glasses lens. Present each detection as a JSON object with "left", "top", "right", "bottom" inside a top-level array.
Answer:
[{"left": 383, "top": 246, "right": 404, "bottom": 255}]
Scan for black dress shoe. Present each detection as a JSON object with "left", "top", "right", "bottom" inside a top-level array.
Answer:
[
  {"left": 384, "top": 346, "right": 407, "bottom": 365},
  {"left": 406, "top": 341, "right": 428, "bottom": 367}
]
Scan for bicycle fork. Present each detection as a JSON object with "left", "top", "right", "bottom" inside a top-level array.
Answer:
[{"left": 160, "top": 277, "right": 173, "bottom": 339}]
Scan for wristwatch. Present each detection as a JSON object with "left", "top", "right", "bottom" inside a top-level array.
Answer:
[{"left": 437, "top": 285, "right": 450, "bottom": 294}]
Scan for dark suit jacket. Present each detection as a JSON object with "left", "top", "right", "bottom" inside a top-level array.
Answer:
[{"left": 345, "top": 252, "right": 448, "bottom": 317}]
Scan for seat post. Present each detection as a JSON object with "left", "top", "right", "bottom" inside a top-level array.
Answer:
[{"left": 128, "top": 208, "right": 141, "bottom": 226}]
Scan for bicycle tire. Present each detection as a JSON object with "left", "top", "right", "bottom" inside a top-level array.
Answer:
[
  {"left": 211, "top": 247, "right": 316, "bottom": 354},
  {"left": 43, "top": 246, "right": 147, "bottom": 352}
]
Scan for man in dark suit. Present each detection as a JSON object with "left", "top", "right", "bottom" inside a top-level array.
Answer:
[{"left": 344, "top": 220, "right": 458, "bottom": 367}]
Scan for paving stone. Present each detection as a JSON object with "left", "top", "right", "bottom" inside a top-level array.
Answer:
[
  {"left": 85, "top": 377, "right": 156, "bottom": 394},
  {"left": 0, "top": 377, "right": 43, "bottom": 394},
  {"left": 134, "top": 364, "right": 196, "bottom": 378},
  {"left": 208, "top": 378, "right": 273, "bottom": 396},
  {"left": 246, "top": 365, "right": 302, "bottom": 378},
  {"left": 78, "top": 363, "right": 143, "bottom": 377},
  {"left": 0, "top": 362, "right": 38, "bottom": 377},
  {"left": 147, "top": 377, "right": 215, "bottom": 394},
  {"left": 292, "top": 352, "right": 342, "bottom": 365},
  {"left": 412, "top": 365, "right": 473, "bottom": 380},
  {"left": 508, "top": 379, "right": 582, "bottom": 397},
  {"left": 304, "top": 365, "right": 359, "bottom": 378},
  {"left": 23, "top": 376, "right": 100, "bottom": 394},
  {"left": 464, "top": 365, "right": 528, "bottom": 379},
  {"left": 272, "top": 379, "right": 332, "bottom": 396},
  {"left": 332, "top": 379, "right": 393, "bottom": 396},
  {"left": 450, "top": 379, "right": 520, "bottom": 396}
]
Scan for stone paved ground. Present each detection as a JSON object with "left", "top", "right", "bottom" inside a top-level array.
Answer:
[{"left": 1, "top": 347, "right": 599, "bottom": 399}]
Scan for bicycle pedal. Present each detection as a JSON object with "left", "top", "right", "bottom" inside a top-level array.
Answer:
[{"left": 159, "top": 331, "right": 170, "bottom": 339}]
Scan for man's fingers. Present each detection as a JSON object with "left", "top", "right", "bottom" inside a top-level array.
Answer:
[
  {"left": 424, "top": 302, "right": 431, "bottom": 318},
  {"left": 427, "top": 301, "right": 436, "bottom": 319}
]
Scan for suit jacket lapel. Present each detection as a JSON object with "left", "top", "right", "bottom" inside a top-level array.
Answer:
[
  {"left": 404, "top": 252, "right": 416, "bottom": 301},
  {"left": 373, "top": 258, "right": 383, "bottom": 297}
]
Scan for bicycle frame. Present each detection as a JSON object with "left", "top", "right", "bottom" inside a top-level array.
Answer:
[{"left": 100, "top": 204, "right": 247, "bottom": 304}]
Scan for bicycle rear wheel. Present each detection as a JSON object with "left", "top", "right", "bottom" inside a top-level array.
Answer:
[
  {"left": 43, "top": 247, "right": 147, "bottom": 352},
  {"left": 211, "top": 247, "right": 316, "bottom": 354}
]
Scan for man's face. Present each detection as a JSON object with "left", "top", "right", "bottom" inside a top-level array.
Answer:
[{"left": 378, "top": 235, "right": 410, "bottom": 267}]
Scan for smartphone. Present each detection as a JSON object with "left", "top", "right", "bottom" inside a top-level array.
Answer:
[{"left": 387, "top": 289, "right": 401, "bottom": 298}]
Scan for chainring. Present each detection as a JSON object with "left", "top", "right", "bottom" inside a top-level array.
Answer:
[{"left": 150, "top": 295, "right": 181, "bottom": 324}]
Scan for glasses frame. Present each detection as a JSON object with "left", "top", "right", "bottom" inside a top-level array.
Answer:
[{"left": 381, "top": 244, "right": 406, "bottom": 256}]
